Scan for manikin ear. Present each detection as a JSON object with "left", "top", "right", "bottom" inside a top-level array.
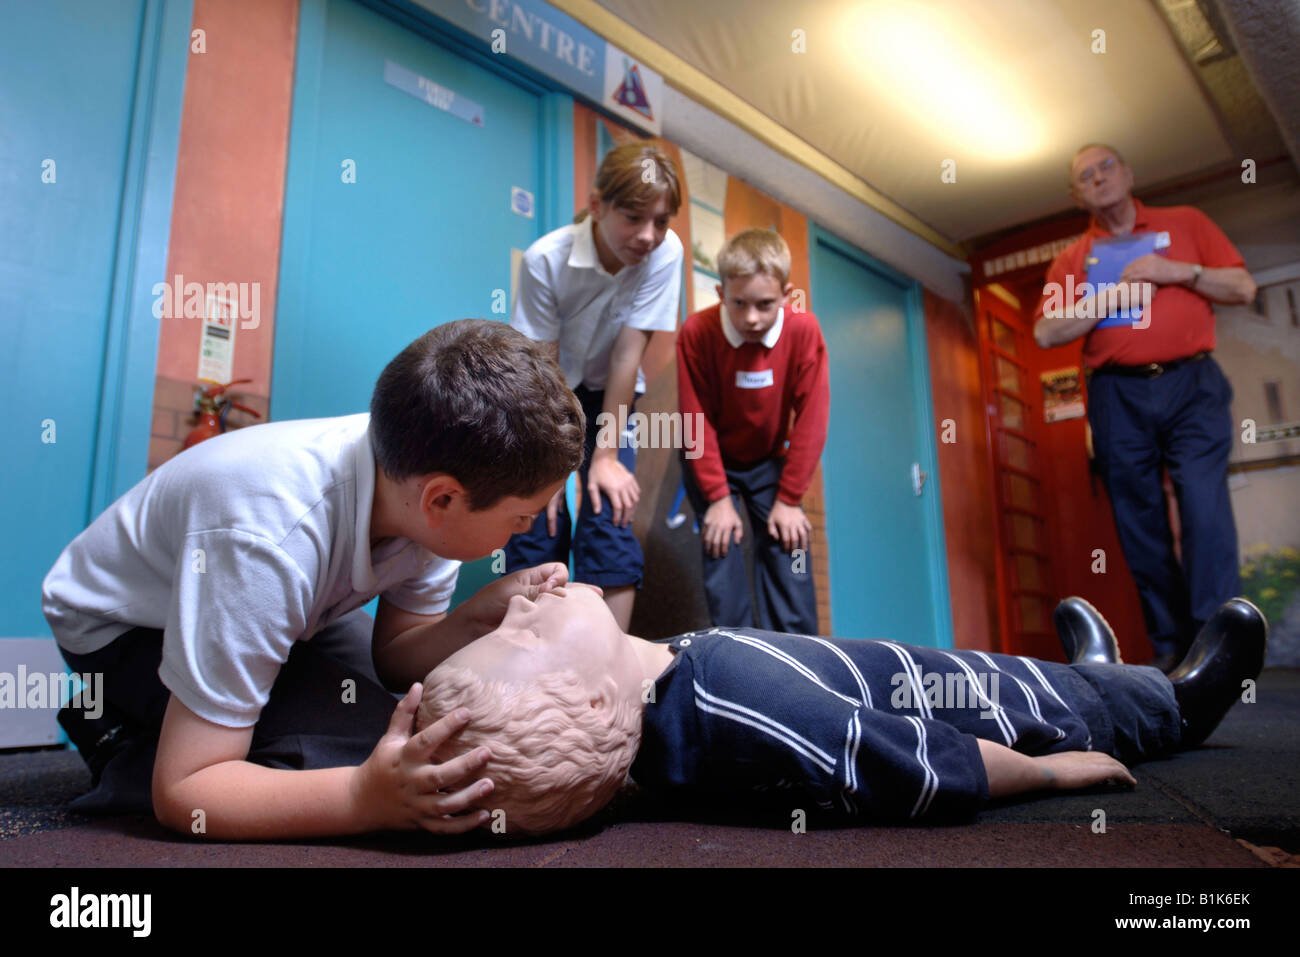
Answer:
[
  {"left": 588, "top": 675, "right": 620, "bottom": 713},
  {"left": 417, "top": 474, "right": 468, "bottom": 530}
]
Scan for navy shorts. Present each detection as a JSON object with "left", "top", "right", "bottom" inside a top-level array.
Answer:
[{"left": 503, "top": 384, "right": 644, "bottom": 588}]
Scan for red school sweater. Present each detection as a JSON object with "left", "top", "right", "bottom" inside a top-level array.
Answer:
[{"left": 676, "top": 304, "right": 830, "bottom": 506}]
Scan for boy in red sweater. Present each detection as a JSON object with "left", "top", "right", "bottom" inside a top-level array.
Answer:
[{"left": 676, "top": 229, "right": 830, "bottom": 633}]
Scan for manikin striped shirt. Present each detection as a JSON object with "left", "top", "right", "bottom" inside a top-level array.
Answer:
[{"left": 631, "top": 627, "right": 1119, "bottom": 822}]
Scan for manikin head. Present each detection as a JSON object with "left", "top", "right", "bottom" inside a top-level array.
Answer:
[{"left": 417, "top": 585, "right": 646, "bottom": 836}]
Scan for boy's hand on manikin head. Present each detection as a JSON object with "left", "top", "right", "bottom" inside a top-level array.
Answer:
[
  {"left": 702, "top": 496, "right": 744, "bottom": 558},
  {"left": 767, "top": 500, "right": 811, "bottom": 554},
  {"left": 587, "top": 451, "right": 640, "bottom": 528},
  {"left": 351, "top": 684, "right": 494, "bottom": 833}
]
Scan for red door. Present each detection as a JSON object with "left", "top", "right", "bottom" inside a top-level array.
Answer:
[{"left": 976, "top": 288, "right": 1060, "bottom": 658}]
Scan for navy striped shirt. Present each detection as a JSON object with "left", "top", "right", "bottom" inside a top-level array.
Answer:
[{"left": 631, "top": 627, "right": 1119, "bottom": 822}]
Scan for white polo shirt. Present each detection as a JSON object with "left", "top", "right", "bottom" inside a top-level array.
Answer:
[
  {"left": 510, "top": 218, "right": 683, "bottom": 392},
  {"left": 41, "top": 414, "right": 459, "bottom": 727},
  {"left": 719, "top": 303, "right": 785, "bottom": 349}
]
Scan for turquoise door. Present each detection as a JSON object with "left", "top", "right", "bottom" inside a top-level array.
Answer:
[
  {"left": 274, "top": 0, "right": 570, "bottom": 598},
  {"left": 274, "top": 0, "right": 564, "bottom": 420},
  {"left": 0, "top": 0, "right": 188, "bottom": 639},
  {"left": 811, "top": 228, "right": 952, "bottom": 647}
]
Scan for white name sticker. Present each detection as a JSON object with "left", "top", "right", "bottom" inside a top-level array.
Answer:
[
  {"left": 735, "top": 369, "right": 774, "bottom": 389},
  {"left": 1154, "top": 231, "right": 1171, "bottom": 249}
]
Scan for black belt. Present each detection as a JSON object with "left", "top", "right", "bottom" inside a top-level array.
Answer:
[{"left": 1088, "top": 351, "right": 1210, "bottom": 379}]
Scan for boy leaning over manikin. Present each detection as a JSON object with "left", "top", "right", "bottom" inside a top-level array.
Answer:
[{"left": 43, "top": 320, "right": 584, "bottom": 839}]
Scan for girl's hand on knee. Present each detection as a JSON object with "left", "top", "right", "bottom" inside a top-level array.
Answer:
[{"left": 587, "top": 452, "right": 640, "bottom": 527}]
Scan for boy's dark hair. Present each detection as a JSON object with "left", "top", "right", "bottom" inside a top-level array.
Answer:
[{"left": 370, "top": 320, "right": 585, "bottom": 510}]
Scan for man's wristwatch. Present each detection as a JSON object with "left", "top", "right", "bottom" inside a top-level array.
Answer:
[{"left": 1188, "top": 263, "right": 1204, "bottom": 287}]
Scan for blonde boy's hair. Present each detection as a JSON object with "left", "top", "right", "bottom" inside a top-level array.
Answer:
[
  {"left": 716, "top": 228, "right": 791, "bottom": 287},
  {"left": 417, "top": 665, "right": 642, "bottom": 836}
]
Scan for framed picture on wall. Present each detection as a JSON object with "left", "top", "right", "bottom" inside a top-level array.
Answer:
[{"left": 1042, "top": 367, "right": 1085, "bottom": 422}]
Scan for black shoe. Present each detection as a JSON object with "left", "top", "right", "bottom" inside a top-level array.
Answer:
[
  {"left": 1053, "top": 597, "right": 1122, "bottom": 665},
  {"left": 1168, "top": 598, "right": 1268, "bottom": 748}
]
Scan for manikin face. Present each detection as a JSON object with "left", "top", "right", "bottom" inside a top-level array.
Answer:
[
  {"left": 441, "top": 583, "right": 644, "bottom": 706},
  {"left": 588, "top": 193, "right": 673, "bottom": 273},
  {"left": 1070, "top": 146, "right": 1133, "bottom": 214},
  {"left": 717, "top": 272, "right": 791, "bottom": 344}
]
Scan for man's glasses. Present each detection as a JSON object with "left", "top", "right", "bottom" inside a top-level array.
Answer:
[{"left": 1076, "top": 156, "right": 1118, "bottom": 185}]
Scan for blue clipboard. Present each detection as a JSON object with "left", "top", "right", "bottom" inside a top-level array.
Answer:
[{"left": 1085, "top": 232, "right": 1159, "bottom": 328}]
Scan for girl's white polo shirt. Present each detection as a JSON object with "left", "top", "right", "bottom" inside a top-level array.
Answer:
[{"left": 510, "top": 218, "right": 683, "bottom": 392}]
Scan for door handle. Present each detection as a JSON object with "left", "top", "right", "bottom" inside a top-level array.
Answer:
[{"left": 912, "top": 462, "right": 926, "bottom": 496}]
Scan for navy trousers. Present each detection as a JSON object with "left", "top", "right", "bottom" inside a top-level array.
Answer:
[
  {"left": 503, "top": 384, "right": 644, "bottom": 588},
  {"left": 681, "top": 455, "right": 819, "bottom": 635},
  {"left": 1087, "top": 356, "right": 1240, "bottom": 659},
  {"left": 57, "top": 609, "right": 396, "bottom": 813}
]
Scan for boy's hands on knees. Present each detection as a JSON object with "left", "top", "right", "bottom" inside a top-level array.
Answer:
[
  {"left": 767, "top": 500, "right": 811, "bottom": 554},
  {"left": 587, "top": 450, "right": 640, "bottom": 527},
  {"left": 352, "top": 684, "right": 494, "bottom": 833},
  {"left": 1035, "top": 751, "right": 1137, "bottom": 792},
  {"left": 703, "top": 496, "right": 744, "bottom": 558}
]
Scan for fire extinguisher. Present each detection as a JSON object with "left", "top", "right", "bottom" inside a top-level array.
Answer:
[{"left": 183, "top": 378, "right": 263, "bottom": 450}]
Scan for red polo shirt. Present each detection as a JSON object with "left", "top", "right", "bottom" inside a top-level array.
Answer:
[
  {"left": 676, "top": 304, "right": 830, "bottom": 505},
  {"left": 1034, "top": 199, "right": 1246, "bottom": 368}
]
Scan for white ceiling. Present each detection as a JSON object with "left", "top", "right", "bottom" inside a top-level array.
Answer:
[{"left": 592, "top": 0, "right": 1244, "bottom": 245}]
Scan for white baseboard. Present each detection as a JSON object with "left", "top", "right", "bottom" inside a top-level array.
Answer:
[{"left": 0, "top": 639, "right": 70, "bottom": 749}]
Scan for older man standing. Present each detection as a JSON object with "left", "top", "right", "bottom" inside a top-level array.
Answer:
[{"left": 1033, "top": 144, "right": 1256, "bottom": 671}]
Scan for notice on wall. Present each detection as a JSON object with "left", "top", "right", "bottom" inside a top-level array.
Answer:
[
  {"left": 1042, "top": 367, "right": 1084, "bottom": 422},
  {"left": 384, "top": 60, "right": 484, "bottom": 127},
  {"left": 198, "top": 293, "right": 237, "bottom": 384}
]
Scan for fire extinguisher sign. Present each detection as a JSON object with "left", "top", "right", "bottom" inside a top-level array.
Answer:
[{"left": 198, "top": 293, "right": 237, "bottom": 384}]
